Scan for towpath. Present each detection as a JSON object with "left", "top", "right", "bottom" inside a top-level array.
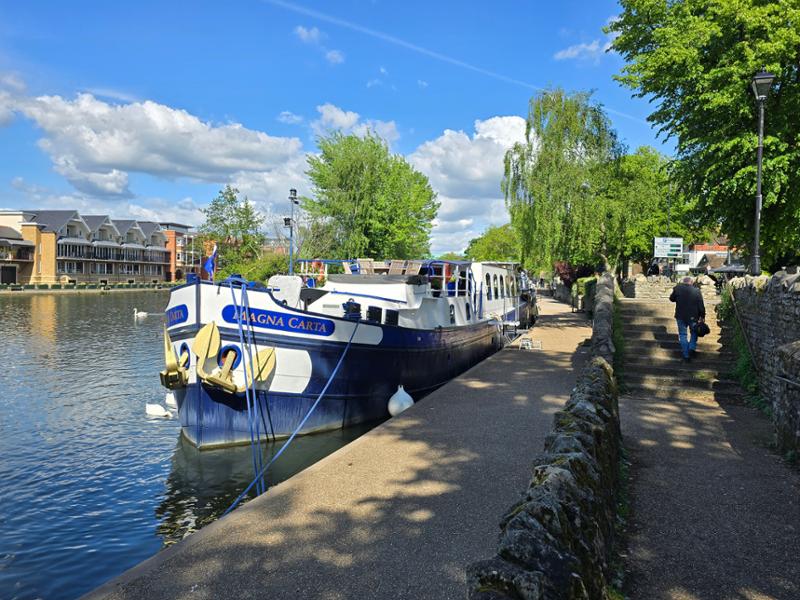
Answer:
[
  {"left": 620, "top": 298, "right": 800, "bottom": 600},
  {"left": 84, "top": 297, "right": 592, "bottom": 600}
]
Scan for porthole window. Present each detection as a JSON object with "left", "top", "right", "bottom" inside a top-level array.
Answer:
[
  {"left": 217, "top": 345, "right": 242, "bottom": 369},
  {"left": 179, "top": 342, "right": 191, "bottom": 367},
  {"left": 449, "top": 305, "right": 456, "bottom": 325}
]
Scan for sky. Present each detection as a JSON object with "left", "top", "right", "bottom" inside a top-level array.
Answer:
[{"left": 0, "top": 0, "right": 668, "bottom": 255}]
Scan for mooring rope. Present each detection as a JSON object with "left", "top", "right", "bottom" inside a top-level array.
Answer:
[
  {"left": 228, "top": 278, "right": 265, "bottom": 495},
  {"left": 222, "top": 320, "right": 361, "bottom": 516}
]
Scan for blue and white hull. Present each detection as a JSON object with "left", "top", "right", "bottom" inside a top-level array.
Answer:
[{"left": 162, "top": 263, "right": 534, "bottom": 449}]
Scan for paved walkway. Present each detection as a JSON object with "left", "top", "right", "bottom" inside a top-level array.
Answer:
[
  {"left": 85, "top": 297, "right": 592, "bottom": 600},
  {"left": 621, "top": 302, "right": 800, "bottom": 599}
]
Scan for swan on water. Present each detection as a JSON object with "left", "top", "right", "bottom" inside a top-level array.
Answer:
[
  {"left": 134, "top": 308, "right": 148, "bottom": 319},
  {"left": 145, "top": 403, "right": 172, "bottom": 418}
]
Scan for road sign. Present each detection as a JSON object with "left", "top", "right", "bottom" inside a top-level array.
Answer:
[{"left": 654, "top": 237, "right": 683, "bottom": 258}]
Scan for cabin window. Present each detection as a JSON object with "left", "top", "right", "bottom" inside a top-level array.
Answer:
[
  {"left": 466, "top": 302, "right": 471, "bottom": 320},
  {"left": 493, "top": 274, "right": 499, "bottom": 300},
  {"left": 505, "top": 277, "right": 510, "bottom": 298},
  {"left": 449, "top": 305, "right": 456, "bottom": 325},
  {"left": 485, "top": 273, "right": 492, "bottom": 300},
  {"left": 500, "top": 275, "right": 506, "bottom": 298}
]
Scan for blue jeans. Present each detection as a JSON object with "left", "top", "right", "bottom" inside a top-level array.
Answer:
[{"left": 676, "top": 319, "right": 698, "bottom": 358}]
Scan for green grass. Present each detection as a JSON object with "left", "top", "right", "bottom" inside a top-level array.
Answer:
[{"left": 718, "top": 286, "right": 771, "bottom": 416}]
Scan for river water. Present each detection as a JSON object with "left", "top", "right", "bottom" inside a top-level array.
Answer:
[{"left": 0, "top": 291, "right": 375, "bottom": 600}]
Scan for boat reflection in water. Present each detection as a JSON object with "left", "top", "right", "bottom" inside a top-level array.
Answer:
[{"left": 155, "top": 421, "right": 380, "bottom": 545}]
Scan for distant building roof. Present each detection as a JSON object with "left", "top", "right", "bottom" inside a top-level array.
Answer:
[
  {"left": 0, "top": 225, "right": 23, "bottom": 240},
  {"left": 137, "top": 221, "right": 163, "bottom": 238},
  {"left": 26, "top": 210, "right": 81, "bottom": 233},
  {"left": 82, "top": 215, "right": 110, "bottom": 232},
  {"left": 113, "top": 219, "right": 139, "bottom": 236},
  {"left": 159, "top": 222, "right": 193, "bottom": 231}
]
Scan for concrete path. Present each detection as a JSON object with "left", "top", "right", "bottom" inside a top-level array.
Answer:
[
  {"left": 85, "top": 297, "right": 592, "bottom": 600},
  {"left": 621, "top": 301, "right": 800, "bottom": 600}
]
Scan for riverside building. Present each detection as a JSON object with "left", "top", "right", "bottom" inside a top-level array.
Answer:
[{"left": 0, "top": 209, "right": 176, "bottom": 285}]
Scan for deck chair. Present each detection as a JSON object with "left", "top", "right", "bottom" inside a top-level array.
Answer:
[
  {"left": 404, "top": 260, "right": 423, "bottom": 275},
  {"left": 357, "top": 258, "right": 375, "bottom": 274},
  {"left": 387, "top": 260, "right": 406, "bottom": 275}
]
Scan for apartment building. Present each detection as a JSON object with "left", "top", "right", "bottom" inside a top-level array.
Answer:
[
  {"left": 0, "top": 209, "right": 171, "bottom": 285},
  {"left": 160, "top": 222, "right": 201, "bottom": 282}
]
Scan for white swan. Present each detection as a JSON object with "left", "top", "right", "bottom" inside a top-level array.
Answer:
[
  {"left": 134, "top": 307, "right": 148, "bottom": 319},
  {"left": 145, "top": 403, "right": 171, "bottom": 418}
]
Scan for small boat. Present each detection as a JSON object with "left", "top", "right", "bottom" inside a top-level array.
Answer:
[{"left": 159, "top": 259, "right": 537, "bottom": 449}]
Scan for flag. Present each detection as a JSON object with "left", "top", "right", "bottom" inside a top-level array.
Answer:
[{"left": 203, "top": 243, "right": 218, "bottom": 282}]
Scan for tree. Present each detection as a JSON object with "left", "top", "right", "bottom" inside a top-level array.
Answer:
[
  {"left": 605, "top": 147, "right": 712, "bottom": 269},
  {"left": 437, "top": 252, "right": 465, "bottom": 261},
  {"left": 464, "top": 224, "right": 519, "bottom": 262},
  {"left": 609, "top": 0, "right": 800, "bottom": 269},
  {"left": 503, "top": 89, "right": 622, "bottom": 272},
  {"left": 304, "top": 132, "right": 439, "bottom": 259},
  {"left": 199, "top": 185, "right": 266, "bottom": 266}
]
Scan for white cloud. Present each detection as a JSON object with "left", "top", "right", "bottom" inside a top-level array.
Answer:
[
  {"left": 0, "top": 91, "right": 14, "bottom": 126},
  {"left": 366, "top": 78, "right": 382, "bottom": 88},
  {"left": 10, "top": 178, "right": 206, "bottom": 227},
  {"left": 408, "top": 116, "right": 526, "bottom": 254},
  {"left": 1, "top": 73, "right": 26, "bottom": 93},
  {"left": 294, "top": 25, "right": 322, "bottom": 44},
  {"left": 379, "top": 66, "right": 388, "bottom": 75},
  {"left": 14, "top": 93, "right": 304, "bottom": 197},
  {"left": 325, "top": 49, "right": 345, "bottom": 64},
  {"left": 554, "top": 16, "right": 620, "bottom": 62},
  {"left": 312, "top": 103, "right": 399, "bottom": 144},
  {"left": 417, "top": 79, "right": 429, "bottom": 89},
  {"left": 554, "top": 40, "right": 603, "bottom": 61},
  {"left": 277, "top": 110, "right": 304, "bottom": 124}
]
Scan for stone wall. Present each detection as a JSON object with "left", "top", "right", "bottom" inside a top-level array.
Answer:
[
  {"left": 729, "top": 271, "right": 800, "bottom": 454},
  {"left": 621, "top": 274, "right": 718, "bottom": 303},
  {"left": 467, "top": 273, "right": 622, "bottom": 599}
]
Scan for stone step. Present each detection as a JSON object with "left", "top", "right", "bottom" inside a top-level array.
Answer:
[
  {"left": 621, "top": 386, "right": 747, "bottom": 404},
  {"left": 618, "top": 315, "right": 723, "bottom": 327},
  {"left": 624, "top": 372, "right": 740, "bottom": 392},
  {"left": 623, "top": 354, "right": 734, "bottom": 372},
  {"left": 623, "top": 338, "right": 726, "bottom": 354},
  {"left": 623, "top": 346, "right": 735, "bottom": 364},
  {"left": 620, "top": 326, "right": 727, "bottom": 341}
]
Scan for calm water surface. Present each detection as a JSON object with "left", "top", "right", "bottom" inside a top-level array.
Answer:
[{"left": 0, "top": 291, "right": 376, "bottom": 600}]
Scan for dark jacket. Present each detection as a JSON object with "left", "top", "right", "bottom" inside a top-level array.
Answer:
[{"left": 669, "top": 283, "right": 706, "bottom": 322}]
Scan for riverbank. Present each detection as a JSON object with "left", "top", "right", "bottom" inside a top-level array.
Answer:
[
  {"left": 0, "top": 283, "right": 177, "bottom": 295},
  {"left": 83, "top": 297, "right": 593, "bottom": 599}
]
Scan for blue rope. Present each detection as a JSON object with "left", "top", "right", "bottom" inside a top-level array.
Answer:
[
  {"left": 227, "top": 279, "right": 264, "bottom": 495},
  {"left": 238, "top": 282, "right": 269, "bottom": 492},
  {"left": 222, "top": 320, "right": 361, "bottom": 516}
]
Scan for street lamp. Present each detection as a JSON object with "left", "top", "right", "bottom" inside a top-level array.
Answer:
[
  {"left": 750, "top": 67, "right": 776, "bottom": 275},
  {"left": 287, "top": 188, "right": 299, "bottom": 275}
]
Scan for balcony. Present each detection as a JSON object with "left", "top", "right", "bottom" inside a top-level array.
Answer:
[{"left": 1, "top": 250, "right": 33, "bottom": 262}]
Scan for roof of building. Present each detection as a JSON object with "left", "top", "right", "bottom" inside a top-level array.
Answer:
[
  {"left": 137, "top": 221, "right": 163, "bottom": 238},
  {"left": 0, "top": 225, "right": 23, "bottom": 240},
  {"left": 113, "top": 219, "right": 140, "bottom": 236},
  {"left": 26, "top": 210, "right": 81, "bottom": 233},
  {"left": 82, "top": 215, "right": 111, "bottom": 232},
  {"left": 159, "top": 222, "right": 193, "bottom": 230}
]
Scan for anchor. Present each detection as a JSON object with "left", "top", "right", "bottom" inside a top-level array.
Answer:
[
  {"left": 159, "top": 326, "right": 189, "bottom": 389},
  {"left": 191, "top": 322, "right": 277, "bottom": 394}
]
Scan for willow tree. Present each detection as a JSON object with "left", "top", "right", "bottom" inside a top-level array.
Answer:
[{"left": 503, "top": 89, "right": 622, "bottom": 272}]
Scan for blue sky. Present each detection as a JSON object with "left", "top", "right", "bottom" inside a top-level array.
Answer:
[{"left": 0, "top": 0, "right": 666, "bottom": 254}]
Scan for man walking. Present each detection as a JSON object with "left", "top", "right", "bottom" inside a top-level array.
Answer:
[{"left": 669, "top": 276, "right": 706, "bottom": 362}]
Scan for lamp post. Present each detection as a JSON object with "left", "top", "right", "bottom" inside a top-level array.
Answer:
[
  {"left": 750, "top": 68, "right": 776, "bottom": 275},
  {"left": 287, "top": 188, "right": 299, "bottom": 275}
]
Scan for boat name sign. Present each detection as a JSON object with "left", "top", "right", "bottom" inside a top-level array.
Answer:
[
  {"left": 221, "top": 305, "right": 335, "bottom": 336},
  {"left": 166, "top": 304, "right": 189, "bottom": 327}
]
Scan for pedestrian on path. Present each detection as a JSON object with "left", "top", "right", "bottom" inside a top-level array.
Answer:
[{"left": 669, "top": 276, "right": 705, "bottom": 362}]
